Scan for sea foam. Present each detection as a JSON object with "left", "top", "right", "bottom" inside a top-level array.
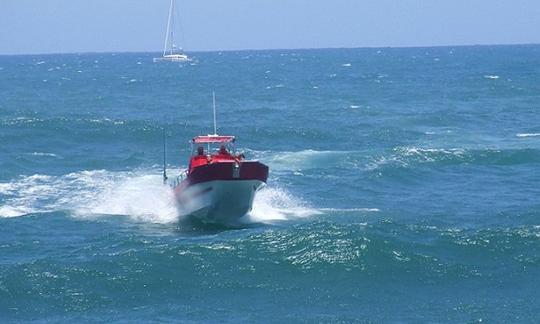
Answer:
[{"left": 517, "top": 133, "right": 540, "bottom": 138}]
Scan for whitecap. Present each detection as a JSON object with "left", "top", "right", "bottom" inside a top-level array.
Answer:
[
  {"left": 319, "top": 208, "right": 380, "bottom": 213},
  {"left": 401, "top": 147, "right": 465, "bottom": 164},
  {"left": 362, "top": 147, "right": 467, "bottom": 170},
  {"left": 398, "top": 147, "right": 465, "bottom": 156},
  {"left": 266, "top": 84, "right": 284, "bottom": 89},
  {"left": 516, "top": 133, "right": 540, "bottom": 137},
  {"left": 0, "top": 182, "right": 15, "bottom": 195},
  {"left": 484, "top": 75, "right": 499, "bottom": 79},
  {"left": 342, "top": 63, "right": 352, "bottom": 67},
  {"left": 263, "top": 149, "right": 352, "bottom": 171},
  {"left": 349, "top": 105, "right": 360, "bottom": 109},
  {"left": 0, "top": 205, "right": 34, "bottom": 218},
  {"left": 28, "top": 152, "right": 58, "bottom": 158}
]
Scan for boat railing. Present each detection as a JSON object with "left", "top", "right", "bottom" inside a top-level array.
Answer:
[{"left": 172, "top": 169, "right": 188, "bottom": 187}]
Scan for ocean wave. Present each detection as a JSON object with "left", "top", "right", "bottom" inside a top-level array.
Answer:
[
  {"left": 241, "top": 221, "right": 540, "bottom": 271},
  {"left": 0, "top": 218, "right": 538, "bottom": 322},
  {"left": 386, "top": 146, "right": 466, "bottom": 165},
  {"left": 369, "top": 146, "right": 540, "bottom": 171},
  {"left": 260, "top": 149, "right": 355, "bottom": 171},
  {"left": 256, "top": 147, "right": 540, "bottom": 174}
]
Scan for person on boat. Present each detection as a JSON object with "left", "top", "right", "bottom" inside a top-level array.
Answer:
[
  {"left": 219, "top": 145, "right": 228, "bottom": 155},
  {"left": 189, "top": 146, "right": 208, "bottom": 173}
]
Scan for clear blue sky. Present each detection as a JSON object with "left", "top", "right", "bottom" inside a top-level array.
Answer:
[{"left": 1, "top": 0, "right": 540, "bottom": 54}]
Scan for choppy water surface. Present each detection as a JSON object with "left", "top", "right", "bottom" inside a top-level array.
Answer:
[{"left": 1, "top": 46, "right": 540, "bottom": 322}]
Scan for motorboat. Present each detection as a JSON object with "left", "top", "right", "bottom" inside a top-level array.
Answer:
[
  {"left": 165, "top": 94, "right": 268, "bottom": 224},
  {"left": 170, "top": 135, "right": 268, "bottom": 224}
]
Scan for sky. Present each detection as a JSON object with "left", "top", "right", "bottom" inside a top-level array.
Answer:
[{"left": 1, "top": 0, "right": 540, "bottom": 55}]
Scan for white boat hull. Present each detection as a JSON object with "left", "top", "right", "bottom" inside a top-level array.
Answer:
[
  {"left": 175, "top": 180, "right": 264, "bottom": 224},
  {"left": 153, "top": 54, "right": 191, "bottom": 62}
]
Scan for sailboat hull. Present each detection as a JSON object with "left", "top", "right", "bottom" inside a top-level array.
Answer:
[{"left": 153, "top": 54, "right": 191, "bottom": 63}]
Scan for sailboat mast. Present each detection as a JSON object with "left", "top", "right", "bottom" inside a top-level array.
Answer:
[{"left": 163, "top": 0, "right": 174, "bottom": 56}]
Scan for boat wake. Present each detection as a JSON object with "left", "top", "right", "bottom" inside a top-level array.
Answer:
[
  {"left": 0, "top": 169, "right": 318, "bottom": 224},
  {"left": 0, "top": 170, "right": 177, "bottom": 222}
]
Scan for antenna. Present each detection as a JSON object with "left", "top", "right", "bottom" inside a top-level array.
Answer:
[
  {"left": 162, "top": 129, "right": 168, "bottom": 184},
  {"left": 212, "top": 91, "right": 217, "bottom": 135}
]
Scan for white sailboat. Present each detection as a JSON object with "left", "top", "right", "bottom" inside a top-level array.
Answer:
[{"left": 154, "top": 0, "right": 191, "bottom": 63}]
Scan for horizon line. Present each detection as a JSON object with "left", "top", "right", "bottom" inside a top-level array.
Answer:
[{"left": 1, "top": 42, "right": 539, "bottom": 57}]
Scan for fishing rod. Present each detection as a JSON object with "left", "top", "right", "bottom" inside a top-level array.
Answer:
[{"left": 163, "top": 129, "right": 168, "bottom": 184}]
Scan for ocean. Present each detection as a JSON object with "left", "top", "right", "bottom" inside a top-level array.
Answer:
[{"left": 1, "top": 45, "right": 540, "bottom": 322}]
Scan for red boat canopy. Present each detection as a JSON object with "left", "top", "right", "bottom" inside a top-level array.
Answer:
[{"left": 192, "top": 135, "right": 236, "bottom": 144}]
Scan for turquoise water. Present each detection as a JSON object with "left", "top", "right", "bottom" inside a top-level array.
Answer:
[{"left": 1, "top": 45, "right": 540, "bottom": 322}]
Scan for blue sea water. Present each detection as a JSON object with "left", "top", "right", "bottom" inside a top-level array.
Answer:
[{"left": 1, "top": 45, "right": 540, "bottom": 322}]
